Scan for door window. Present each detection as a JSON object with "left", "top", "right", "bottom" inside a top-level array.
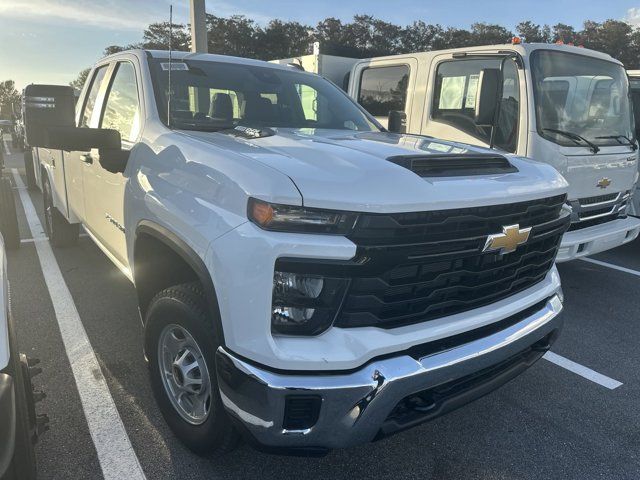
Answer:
[
  {"left": 358, "top": 65, "right": 409, "bottom": 117},
  {"left": 100, "top": 62, "right": 141, "bottom": 143},
  {"left": 432, "top": 58, "right": 520, "bottom": 152},
  {"left": 79, "top": 66, "right": 108, "bottom": 128}
]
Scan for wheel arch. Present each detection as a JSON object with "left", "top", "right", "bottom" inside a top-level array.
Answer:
[{"left": 133, "top": 221, "right": 225, "bottom": 344}]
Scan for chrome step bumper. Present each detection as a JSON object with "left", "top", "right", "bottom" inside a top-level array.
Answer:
[{"left": 215, "top": 295, "right": 564, "bottom": 450}]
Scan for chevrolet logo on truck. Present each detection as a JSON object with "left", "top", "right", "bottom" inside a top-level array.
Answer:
[
  {"left": 483, "top": 224, "right": 532, "bottom": 254},
  {"left": 596, "top": 177, "right": 612, "bottom": 189}
]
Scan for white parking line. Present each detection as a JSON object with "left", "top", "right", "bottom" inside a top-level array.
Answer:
[
  {"left": 579, "top": 257, "right": 640, "bottom": 278},
  {"left": 543, "top": 351, "right": 623, "bottom": 390},
  {"left": 20, "top": 233, "right": 89, "bottom": 244},
  {"left": 12, "top": 169, "right": 147, "bottom": 480}
]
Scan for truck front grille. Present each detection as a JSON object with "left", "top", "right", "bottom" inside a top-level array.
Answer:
[
  {"left": 568, "top": 191, "right": 630, "bottom": 231},
  {"left": 335, "top": 195, "right": 569, "bottom": 329}
]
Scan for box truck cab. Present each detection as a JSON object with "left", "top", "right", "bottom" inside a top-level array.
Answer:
[
  {"left": 347, "top": 43, "right": 640, "bottom": 260},
  {"left": 626, "top": 69, "right": 640, "bottom": 215}
]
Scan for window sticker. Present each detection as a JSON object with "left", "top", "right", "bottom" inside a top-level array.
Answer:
[
  {"left": 439, "top": 76, "right": 465, "bottom": 109},
  {"left": 465, "top": 74, "right": 479, "bottom": 109},
  {"left": 160, "top": 62, "right": 189, "bottom": 71}
]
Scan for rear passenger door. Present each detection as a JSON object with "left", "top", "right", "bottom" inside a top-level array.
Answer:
[
  {"left": 351, "top": 59, "right": 418, "bottom": 129},
  {"left": 83, "top": 59, "right": 142, "bottom": 272}
]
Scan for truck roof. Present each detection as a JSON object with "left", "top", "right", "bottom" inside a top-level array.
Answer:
[
  {"left": 354, "top": 42, "right": 622, "bottom": 66},
  {"left": 99, "top": 49, "right": 301, "bottom": 72}
]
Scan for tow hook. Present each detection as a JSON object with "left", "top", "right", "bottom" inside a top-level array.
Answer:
[{"left": 19, "top": 354, "right": 50, "bottom": 443}]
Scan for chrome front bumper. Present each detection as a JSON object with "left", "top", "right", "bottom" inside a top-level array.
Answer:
[
  {"left": 556, "top": 216, "right": 640, "bottom": 262},
  {"left": 215, "top": 295, "right": 564, "bottom": 451}
]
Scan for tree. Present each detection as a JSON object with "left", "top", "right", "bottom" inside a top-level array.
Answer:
[
  {"left": 69, "top": 68, "right": 90, "bottom": 91},
  {"left": 255, "top": 19, "right": 312, "bottom": 59},
  {"left": 140, "top": 21, "right": 190, "bottom": 50},
  {"left": 582, "top": 20, "right": 633, "bottom": 65},
  {"left": 207, "top": 14, "right": 259, "bottom": 57},
  {"left": 0, "top": 80, "right": 21, "bottom": 119},
  {"left": 401, "top": 21, "right": 443, "bottom": 53},
  {"left": 103, "top": 45, "right": 129, "bottom": 56},
  {"left": 516, "top": 21, "right": 551, "bottom": 43},
  {"left": 341, "top": 15, "right": 403, "bottom": 57},
  {"left": 552, "top": 23, "right": 577, "bottom": 44},
  {"left": 469, "top": 23, "right": 513, "bottom": 45},
  {"left": 89, "top": 13, "right": 640, "bottom": 71}
]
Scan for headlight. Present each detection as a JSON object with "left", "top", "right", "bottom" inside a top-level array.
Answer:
[
  {"left": 248, "top": 198, "right": 358, "bottom": 234},
  {"left": 272, "top": 270, "right": 349, "bottom": 335}
]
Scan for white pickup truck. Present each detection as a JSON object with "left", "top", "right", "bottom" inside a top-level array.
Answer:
[
  {"left": 0, "top": 236, "right": 46, "bottom": 480},
  {"left": 24, "top": 50, "right": 569, "bottom": 454}
]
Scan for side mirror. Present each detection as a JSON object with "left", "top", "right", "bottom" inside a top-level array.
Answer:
[
  {"left": 44, "top": 127, "right": 128, "bottom": 173},
  {"left": 474, "top": 68, "right": 501, "bottom": 126},
  {"left": 23, "top": 84, "right": 76, "bottom": 148},
  {"left": 44, "top": 126, "right": 121, "bottom": 151},
  {"left": 388, "top": 110, "right": 407, "bottom": 133}
]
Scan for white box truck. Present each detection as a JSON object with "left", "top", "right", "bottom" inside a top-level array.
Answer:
[
  {"left": 626, "top": 69, "right": 640, "bottom": 216},
  {"left": 347, "top": 42, "right": 640, "bottom": 260},
  {"left": 278, "top": 42, "right": 640, "bottom": 260}
]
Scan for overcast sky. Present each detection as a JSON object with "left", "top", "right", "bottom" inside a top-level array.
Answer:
[{"left": 2, "top": 0, "right": 640, "bottom": 89}]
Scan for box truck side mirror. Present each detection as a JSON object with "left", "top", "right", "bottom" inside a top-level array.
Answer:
[
  {"left": 388, "top": 110, "right": 407, "bottom": 133},
  {"left": 474, "top": 68, "right": 501, "bottom": 126}
]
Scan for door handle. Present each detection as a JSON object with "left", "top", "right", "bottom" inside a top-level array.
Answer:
[{"left": 80, "top": 153, "right": 93, "bottom": 165}]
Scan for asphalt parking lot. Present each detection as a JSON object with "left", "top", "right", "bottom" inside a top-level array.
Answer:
[{"left": 3, "top": 140, "right": 640, "bottom": 480}]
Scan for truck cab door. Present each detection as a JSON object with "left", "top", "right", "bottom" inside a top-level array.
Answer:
[
  {"left": 83, "top": 60, "right": 142, "bottom": 273},
  {"left": 350, "top": 57, "right": 419, "bottom": 130},
  {"left": 65, "top": 64, "right": 111, "bottom": 223},
  {"left": 421, "top": 54, "right": 525, "bottom": 155}
]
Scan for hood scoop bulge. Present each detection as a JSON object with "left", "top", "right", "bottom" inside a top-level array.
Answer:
[{"left": 386, "top": 153, "right": 518, "bottom": 177}]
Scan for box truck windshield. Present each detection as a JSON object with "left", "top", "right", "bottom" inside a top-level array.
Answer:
[{"left": 531, "top": 50, "right": 635, "bottom": 149}]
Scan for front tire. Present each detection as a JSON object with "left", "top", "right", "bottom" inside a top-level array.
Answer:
[
  {"left": 0, "top": 177, "right": 20, "bottom": 250},
  {"left": 43, "top": 178, "right": 78, "bottom": 247},
  {"left": 144, "top": 282, "right": 239, "bottom": 455}
]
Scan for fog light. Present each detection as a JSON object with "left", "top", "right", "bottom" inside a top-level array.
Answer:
[
  {"left": 272, "top": 271, "right": 348, "bottom": 336},
  {"left": 274, "top": 272, "right": 324, "bottom": 299}
]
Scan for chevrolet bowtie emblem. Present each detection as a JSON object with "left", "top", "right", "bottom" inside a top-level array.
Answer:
[
  {"left": 596, "top": 177, "right": 612, "bottom": 189},
  {"left": 482, "top": 224, "right": 532, "bottom": 255}
]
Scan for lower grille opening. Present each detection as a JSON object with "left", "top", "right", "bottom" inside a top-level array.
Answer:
[
  {"left": 375, "top": 331, "right": 557, "bottom": 441},
  {"left": 283, "top": 395, "right": 322, "bottom": 430}
]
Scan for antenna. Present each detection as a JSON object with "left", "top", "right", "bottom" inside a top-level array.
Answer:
[{"left": 167, "top": 4, "right": 173, "bottom": 127}]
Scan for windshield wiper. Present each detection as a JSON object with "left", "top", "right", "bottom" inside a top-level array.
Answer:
[
  {"left": 595, "top": 135, "right": 638, "bottom": 151},
  {"left": 543, "top": 128, "right": 600, "bottom": 154}
]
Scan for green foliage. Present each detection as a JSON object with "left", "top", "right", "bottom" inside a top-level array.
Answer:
[
  {"left": 69, "top": 68, "right": 91, "bottom": 91},
  {"left": 0, "top": 80, "right": 21, "bottom": 119},
  {"left": 67, "top": 14, "right": 640, "bottom": 90}
]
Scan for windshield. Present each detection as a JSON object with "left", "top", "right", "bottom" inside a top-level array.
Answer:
[
  {"left": 531, "top": 50, "right": 634, "bottom": 148},
  {"left": 149, "top": 58, "right": 380, "bottom": 133}
]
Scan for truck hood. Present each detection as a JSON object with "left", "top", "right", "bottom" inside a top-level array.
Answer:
[{"left": 179, "top": 128, "right": 568, "bottom": 212}]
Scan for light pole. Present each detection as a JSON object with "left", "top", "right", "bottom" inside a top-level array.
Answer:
[{"left": 189, "top": 0, "right": 208, "bottom": 53}]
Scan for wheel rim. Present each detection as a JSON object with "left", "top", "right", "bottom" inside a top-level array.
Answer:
[{"left": 158, "top": 324, "right": 212, "bottom": 425}]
